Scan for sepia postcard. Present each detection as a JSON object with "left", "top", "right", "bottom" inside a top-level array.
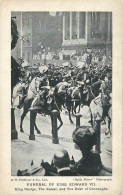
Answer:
[{"left": 0, "top": 0, "right": 123, "bottom": 194}]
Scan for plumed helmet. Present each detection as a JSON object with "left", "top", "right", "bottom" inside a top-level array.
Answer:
[
  {"left": 39, "top": 65, "right": 48, "bottom": 74},
  {"left": 86, "top": 79, "right": 90, "bottom": 84},
  {"left": 77, "top": 81, "right": 84, "bottom": 85}
]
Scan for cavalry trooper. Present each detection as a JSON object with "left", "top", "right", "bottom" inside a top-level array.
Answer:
[
  {"left": 28, "top": 65, "right": 49, "bottom": 99},
  {"left": 100, "top": 67, "right": 112, "bottom": 127},
  {"left": 100, "top": 67, "right": 112, "bottom": 95},
  {"left": 29, "top": 65, "right": 49, "bottom": 113},
  {"left": 17, "top": 65, "right": 49, "bottom": 110},
  {"left": 20, "top": 60, "right": 31, "bottom": 96}
]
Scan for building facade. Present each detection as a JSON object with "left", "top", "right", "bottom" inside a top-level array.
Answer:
[
  {"left": 62, "top": 12, "right": 112, "bottom": 56},
  {"left": 11, "top": 12, "right": 112, "bottom": 64}
]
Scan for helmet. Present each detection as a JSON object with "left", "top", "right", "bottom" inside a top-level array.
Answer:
[{"left": 39, "top": 66, "right": 48, "bottom": 74}]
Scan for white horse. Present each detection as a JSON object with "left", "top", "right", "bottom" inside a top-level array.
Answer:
[
  {"left": 89, "top": 92, "right": 111, "bottom": 133},
  {"left": 12, "top": 82, "right": 24, "bottom": 107}
]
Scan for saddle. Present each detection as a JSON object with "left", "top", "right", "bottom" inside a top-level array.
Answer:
[{"left": 30, "top": 95, "right": 45, "bottom": 111}]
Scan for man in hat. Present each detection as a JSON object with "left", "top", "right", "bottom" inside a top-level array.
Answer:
[{"left": 72, "top": 126, "right": 101, "bottom": 176}]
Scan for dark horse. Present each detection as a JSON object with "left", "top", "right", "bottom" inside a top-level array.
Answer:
[
  {"left": 20, "top": 87, "right": 63, "bottom": 134},
  {"left": 54, "top": 82, "right": 85, "bottom": 124},
  {"left": 54, "top": 80, "right": 102, "bottom": 124}
]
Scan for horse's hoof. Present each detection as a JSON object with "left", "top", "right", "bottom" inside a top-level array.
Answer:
[
  {"left": 102, "top": 121, "right": 106, "bottom": 125},
  {"left": 105, "top": 129, "right": 110, "bottom": 135},
  {"left": 88, "top": 120, "right": 92, "bottom": 123},
  {"left": 37, "top": 130, "right": 41, "bottom": 134},
  {"left": 20, "top": 129, "right": 24, "bottom": 133},
  {"left": 70, "top": 121, "right": 74, "bottom": 124}
]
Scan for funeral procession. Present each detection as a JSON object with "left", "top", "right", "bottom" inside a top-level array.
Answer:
[{"left": 11, "top": 12, "right": 112, "bottom": 176}]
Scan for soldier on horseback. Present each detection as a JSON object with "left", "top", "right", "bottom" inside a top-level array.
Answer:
[
  {"left": 17, "top": 65, "right": 49, "bottom": 110},
  {"left": 28, "top": 65, "right": 49, "bottom": 113}
]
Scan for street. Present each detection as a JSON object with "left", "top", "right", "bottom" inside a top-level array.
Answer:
[{"left": 11, "top": 105, "right": 107, "bottom": 176}]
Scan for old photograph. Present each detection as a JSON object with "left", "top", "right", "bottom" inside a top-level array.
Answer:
[{"left": 11, "top": 12, "right": 112, "bottom": 177}]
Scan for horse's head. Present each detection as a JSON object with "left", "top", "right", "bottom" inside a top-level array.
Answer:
[
  {"left": 101, "top": 91, "right": 111, "bottom": 107},
  {"left": 46, "top": 88, "right": 55, "bottom": 104}
]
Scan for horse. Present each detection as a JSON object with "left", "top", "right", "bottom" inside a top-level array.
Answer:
[
  {"left": 65, "top": 79, "right": 104, "bottom": 124},
  {"left": 89, "top": 92, "right": 111, "bottom": 131},
  {"left": 54, "top": 81, "right": 85, "bottom": 124},
  {"left": 54, "top": 81, "right": 70, "bottom": 110},
  {"left": 19, "top": 79, "right": 63, "bottom": 134},
  {"left": 12, "top": 82, "right": 28, "bottom": 107}
]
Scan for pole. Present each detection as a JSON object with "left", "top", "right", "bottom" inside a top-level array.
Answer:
[
  {"left": 70, "top": 12, "right": 72, "bottom": 40},
  {"left": 77, "top": 12, "right": 80, "bottom": 39},
  {"left": 95, "top": 112, "right": 102, "bottom": 154},
  {"left": 20, "top": 12, "right": 23, "bottom": 58},
  {"left": 51, "top": 110, "right": 59, "bottom": 144},
  {"left": 63, "top": 14, "right": 65, "bottom": 43},
  {"left": 75, "top": 113, "right": 82, "bottom": 128},
  {"left": 11, "top": 107, "right": 18, "bottom": 140},
  {"left": 29, "top": 111, "right": 35, "bottom": 140}
]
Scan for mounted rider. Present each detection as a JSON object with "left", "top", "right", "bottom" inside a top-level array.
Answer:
[
  {"left": 17, "top": 65, "right": 49, "bottom": 110},
  {"left": 20, "top": 60, "right": 31, "bottom": 96},
  {"left": 28, "top": 65, "right": 49, "bottom": 99},
  {"left": 29, "top": 65, "right": 50, "bottom": 113}
]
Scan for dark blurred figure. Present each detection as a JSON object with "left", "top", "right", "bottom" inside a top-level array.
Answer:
[
  {"left": 72, "top": 126, "right": 101, "bottom": 176},
  {"left": 53, "top": 149, "right": 76, "bottom": 176}
]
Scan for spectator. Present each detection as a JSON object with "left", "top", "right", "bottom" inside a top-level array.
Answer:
[
  {"left": 72, "top": 126, "right": 102, "bottom": 176},
  {"left": 53, "top": 149, "right": 76, "bottom": 176}
]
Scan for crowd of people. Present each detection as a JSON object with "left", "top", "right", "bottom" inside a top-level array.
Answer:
[{"left": 32, "top": 46, "right": 111, "bottom": 63}]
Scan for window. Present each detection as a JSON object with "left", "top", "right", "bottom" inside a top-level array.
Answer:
[
  {"left": 65, "top": 12, "right": 70, "bottom": 40},
  {"left": 79, "top": 12, "right": 86, "bottom": 39},
  {"left": 91, "top": 12, "right": 101, "bottom": 38},
  {"left": 72, "top": 12, "right": 77, "bottom": 39},
  {"left": 27, "top": 52, "right": 30, "bottom": 62}
]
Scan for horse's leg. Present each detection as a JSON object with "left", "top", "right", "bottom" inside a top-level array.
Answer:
[
  {"left": 75, "top": 101, "right": 80, "bottom": 113},
  {"left": 102, "top": 106, "right": 107, "bottom": 125},
  {"left": 20, "top": 98, "right": 33, "bottom": 132},
  {"left": 34, "top": 113, "right": 41, "bottom": 134},
  {"left": 20, "top": 108, "right": 28, "bottom": 132},
  {"left": 57, "top": 113, "right": 63, "bottom": 130},
  {"left": 78, "top": 101, "right": 81, "bottom": 113},
  {"left": 105, "top": 116, "right": 111, "bottom": 136},
  {"left": 17, "top": 95, "right": 27, "bottom": 109},
  {"left": 67, "top": 106, "right": 74, "bottom": 124},
  {"left": 73, "top": 101, "right": 76, "bottom": 114},
  {"left": 88, "top": 110, "right": 93, "bottom": 126},
  {"left": 72, "top": 102, "right": 74, "bottom": 115}
]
